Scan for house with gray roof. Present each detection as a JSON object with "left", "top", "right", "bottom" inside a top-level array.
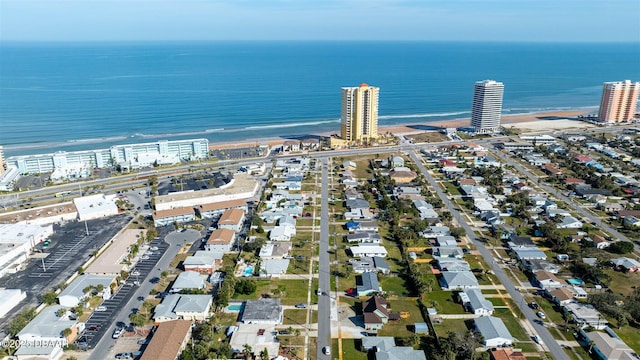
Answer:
[
  {"left": 421, "top": 226, "right": 450, "bottom": 238},
  {"left": 474, "top": 316, "right": 514, "bottom": 348},
  {"left": 349, "top": 257, "right": 390, "bottom": 274},
  {"left": 347, "top": 232, "right": 382, "bottom": 244},
  {"left": 436, "top": 236, "right": 458, "bottom": 247},
  {"left": 17, "top": 305, "right": 77, "bottom": 346},
  {"left": 184, "top": 250, "right": 223, "bottom": 274},
  {"left": 362, "top": 336, "right": 427, "bottom": 360},
  {"left": 433, "top": 247, "right": 464, "bottom": 259},
  {"left": 170, "top": 271, "right": 206, "bottom": 293},
  {"left": 611, "top": 257, "right": 640, "bottom": 272},
  {"left": 461, "top": 288, "right": 494, "bottom": 316},
  {"left": 260, "top": 259, "right": 290, "bottom": 277},
  {"left": 441, "top": 271, "right": 479, "bottom": 290},
  {"left": 154, "top": 294, "right": 212, "bottom": 322},
  {"left": 57, "top": 274, "right": 114, "bottom": 308},
  {"left": 362, "top": 336, "right": 396, "bottom": 351},
  {"left": 241, "top": 299, "right": 283, "bottom": 324},
  {"left": 513, "top": 248, "right": 547, "bottom": 260},
  {"left": 258, "top": 242, "right": 292, "bottom": 259},
  {"left": 583, "top": 329, "right": 638, "bottom": 360},
  {"left": 437, "top": 258, "right": 471, "bottom": 272},
  {"left": 357, "top": 272, "right": 381, "bottom": 297}
]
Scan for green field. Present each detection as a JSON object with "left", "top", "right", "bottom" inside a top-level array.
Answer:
[{"left": 423, "top": 291, "right": 465, "bottom": 314}]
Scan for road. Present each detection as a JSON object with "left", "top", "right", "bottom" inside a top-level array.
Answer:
[
  {"left": 489, "top": 146, "right": 637, "bottom": 249},
  {"left": 87, "top": 229, "right": 196, "bottom": 359},
  {"left": 316, "top": 157, "right": 331, "bottom": 359},
  {"left": 409, "top": 151, "right": 570, "bottom": 360}
]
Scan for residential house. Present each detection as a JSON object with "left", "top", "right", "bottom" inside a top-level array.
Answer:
[
  {"left": 582, "top": 329, "right": 638, "bottom": 360},
  {"left": 490, "top": 349, "right": 526, "bottom": 360},
  {"left": 357, "top": 272, "right": 381, "bottom": 297},
  {"left": 461, "top": 288, "right": 494, "bottom": 316},
  {"left": 548, "top": 287, "right": 575, "bottom": 306},
  {"left": 153, "top": 207, "right": 196, "bottom": 227},
  {"left": 361, "top": 337, "right": 427, "bottom": 359},
  {"left": 346, "top": 232, "right": 382, "bottom": 244},
  {"left": 354, "top": 221, "right": 380, "bottom": 233},
  {"left": 57, "top": 274, "right": 114, "bottom": 308},
  {"left": 436, "top": 236, "right": 458, "bottom": 247},
  {"left": 154, "top": 295, "right": 212, "bottom": 322},
  {"left": 611, "top": 257, "right": 640, "bottom": 273},
  {"left": 599, "top": 202, "right": 625, "bottom": 214},
  {"left": 17, "top": 305, "right": 77, "bottom": 346},
  {"left": 389, "top": 168, "right": 417, "bottom": 183},
  {"left": 433, "top": 247, "right": 464, "bottom": 259},
  {"left": 260, "top": 259, "right": 290, "bottom": 277},
  {"left": 183, "top": 250, "right": 223, "bottom": 274},
  {"left": 513, "top": 248, "right": 547, "bottom": 261},
  {"left": 170, "top": 271, "right": 205, "bottom": 293},
  {"left": 241, "top": 299, "right": 283, "bottom": 324},
  {"left": 14, "top": 345, "right": 64, "bottom": 360},
  {"left": 592, "top": 235, "right": 612, "bottom": 249},
  {"left": 535, "top": 271, "right": 567, "bottom": 290},
  {"left": 139, "top": 320, "right": 193, "bottom": 360},
  {"left": 390, "top": 156, "right": 405, "bottom": 168},
  {"left": 441, "top": 271, "right": 479, "bottom": 291},
  {"left": 269, "top": 225, "right": 296, "bottom": 241},
  {"left": 258, "top": 242, "right": 292, "bottom": 260},
  {"left": 474, "top": 316, "right": 514, "bottom": 348},
  {"left": 363, "top": 296, "right": 390, "bottom": 331},
  {"left": 421, "top": 226, "right": 450, "bottom": 238},
  {"left": 437, "top": 258, "right": 471, "bottom": 272},
  {"left": 205, "top": 228, "right": 236, "bottom": 253},
  {"left": 564, "top": 178, "right": 585, "bottom": 187},
  {"left": 565, "top": 302, "right": 606, "bottom": 329},
  {"left": 217, "top": 209, "right": 245, "bottom": 232},
  {"left": 349, "top": 257, "right": 390, "bottom": 274},
  {"left": 623, "top": 216, "right": 640, "bottom": 227},
  {"left": 507, "top": 235, "right": 535, "bottom": 249},
  {"left": 198, "top": 199, "right": 248, "bottom": 219},
  {"left": 557, "top": 215, "right": 583, "bottom": 229},
  {"left": 349, "top": 244, "right": 388, "bottom": 258}
]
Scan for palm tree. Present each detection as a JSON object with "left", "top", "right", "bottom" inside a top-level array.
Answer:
[{"left": 242, "top": 344, "right": 253, "bottom": 360}]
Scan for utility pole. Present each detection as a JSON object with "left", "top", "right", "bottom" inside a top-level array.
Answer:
[{"left": 85, "top": 220, "right": 89, "bottom": 236}]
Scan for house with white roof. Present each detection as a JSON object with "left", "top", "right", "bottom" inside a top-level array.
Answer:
[
  {"left": 557, "top": 215, "right": 583, "bottom": 229},
  {"left": 153, "top": 294, "right": 212, "bottom": 322},
  {"left": 73, "top": 194, "right": 119, "bottom": 221},
  {"left": 583, "top": 329, "right": 638, "bottom": 360},
  {"left": 170, "top": 271, "right": 206, "bottom": 293},
  {"left": 183, "top": 250, "right": 223, "bottom": 274},
  {"left": 57, "top": 274, "right": 114, "bottom": 308},
  {"left": 18, "top": 305, "right": 77, "bottom": 346},
  {"left": 260, "top": 259, "right": 290, "bottom": 277},
  {"left": 349, "top": 244, "right": 388, "bottom": 258},
  {"left": 437, "top": 258, "right": 471, "bottom": 272},
  {"left": 433, "top": 247, "right": 464, "bottom": 259},
  {"left": 0, "top": 289, "right": 26, "bottom": 319}
]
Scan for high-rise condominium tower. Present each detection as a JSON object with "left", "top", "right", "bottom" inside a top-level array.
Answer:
[
  {"left": 341, "top": 83, "right": 379, "bottom": 142},
  {"left": 598, "top": 80, "right": 640, "bottom": 123},
  {"left": 471, "top": 80, "right": 504, "bottom": 133},
  {"left": 0, "top": 146, "right": 5, "bottom": 173}
]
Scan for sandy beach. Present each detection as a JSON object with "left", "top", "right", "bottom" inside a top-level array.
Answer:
[{"left": 208, "top": 110, "right": 592, "bottom": 150}]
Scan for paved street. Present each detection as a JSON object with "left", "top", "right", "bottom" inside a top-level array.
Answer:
[
  {"left": 87, "top": 229, "right": 198, "bottom": 359},
  {"left": 410, "top": 151, "right": 570, "bottom": 360},
  {"left": 316, "top": 157, "right": 331, "bottom": 359}
]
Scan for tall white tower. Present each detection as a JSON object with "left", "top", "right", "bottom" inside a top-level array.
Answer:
[{"left": 471, "top": 80, "right": 504, "bottom": 133}]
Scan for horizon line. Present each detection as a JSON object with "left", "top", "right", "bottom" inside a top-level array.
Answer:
[{"left": 1, "top": 39, "right": 639, "bottom": 44}]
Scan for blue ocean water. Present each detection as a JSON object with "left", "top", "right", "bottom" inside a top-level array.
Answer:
[{"left": 1, "top": 41, "right": 639, "bottom": 156}]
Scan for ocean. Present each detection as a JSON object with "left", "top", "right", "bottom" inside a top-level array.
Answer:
[{"left": 1, "top": 41, "right": 639, "bottom": 156}]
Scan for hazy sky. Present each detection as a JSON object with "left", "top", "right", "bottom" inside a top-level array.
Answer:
[{"left": 1, "top": 0, "right": 639, "bottom": 42}]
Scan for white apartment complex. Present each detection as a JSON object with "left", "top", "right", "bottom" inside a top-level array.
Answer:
[{"left": 471, "top": 80, "right": 504, "bottom": 133}]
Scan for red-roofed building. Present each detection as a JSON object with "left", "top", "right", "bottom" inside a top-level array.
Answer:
[
  {"left": 490, "top": 349, "right": 526, "bottom": 360},
  {"left": 574, "top": 155, "right": 592, "bottom": 163},
  {"left": 439, "top": 159, "right": 457, "bottom": 167},
  {"left": 565, "top": 177, "right": 585, "bottom": 185}
]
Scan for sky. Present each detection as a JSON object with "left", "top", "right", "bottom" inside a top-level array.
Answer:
[{"left": 1, "top": 0, "right": 639, "bottom": 42}]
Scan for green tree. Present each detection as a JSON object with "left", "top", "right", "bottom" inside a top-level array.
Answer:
[
  {"left": 608, "top": 241, "right": 634, "bottom": 254},
  {"left": 62, "top": 328, "right": 72, "bottom": 337},
  {"left": 235, "top": 279, "right": 257, "bottom": 295},
  {"left": 42, "top": 290, "right": 58, "bottom": 305}
]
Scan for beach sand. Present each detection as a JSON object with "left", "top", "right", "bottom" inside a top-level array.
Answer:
[{"left": 208, "top": 110, "right": 590, "bottom": 150}]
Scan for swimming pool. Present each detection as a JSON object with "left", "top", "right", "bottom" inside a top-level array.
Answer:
[
  {"left": 567, "top": 278, "right": 584, "bottom": 285},
  {"left": 227, "top": 303, "right": 244, "bottom": 312},
  {"left": 244, "top": 266, "right": 254, "bottom": 277}
]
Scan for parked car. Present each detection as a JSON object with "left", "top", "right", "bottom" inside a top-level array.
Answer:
[
  {"left": 323, "top": 346, "right": 331, "bottom": 355},
  {"left": 537, "top": 311, "right": 546, "bottom": 319},
  {"left": 140, "top": 256, "right": 150, "bottom": 260},
  {"left": 532, "top": 335, "right": 544, "bottom": 344},
  {"left": 95, "top": 306, "right": 107, "bottom": 312},
  {"left": 86, "top": 325, "right": 100, "bottom": 331},
  {"left": 137, "top": 338, "right": 150, "bottom": 345},
  {"left": 115, "top": 353, "right": 132, "bottom": 359},
  {"left": 150, "top": 246, "right": 158, "bottom": 251},
  {"left": 529, "top": 301, "right": 539, "bottom": 309},
  {"left": 131, "top": 271, "right": 140, "bottom": 276},
  {"left": 112, "top": 327, "right": 124, "bottom": 339},
  {"left": 295, "top": 303, "right": 307, "bottom": 309}
]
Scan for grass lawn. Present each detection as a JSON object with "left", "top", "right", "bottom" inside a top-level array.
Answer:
[
  {"left": 423, "top": 291, "right": 465, "bottom": 314},
  {"left": 443, "top": 181, "right": 461, "bottom": 196},
  {"left": 379, "top": 275, "right": 411, "bottom": 297},
  {"left": 492, "top": 307, "right": 528, "bottom": 342},
  {"left": 514, "top": 341, "right": 538, "bottom": 352},
  {"left": 488, "top": 297, "right": 506, "bottom": 306},
  {"left": 614, "top": 325, "right": 640, "bottom": 353},
  {"left": 536, "top": 297, "right": 565, "bottom": 325},
  {"left": 378, "top": 299, "right": 425, "bottom": 337},
  {"left": 433, "top": 319, "right": 469, "bottom": 338},
  {"left": 231, "top": 280, "right": 272, "bottom": 300},
  {"left": 338, "top": 339, "right": 367, "bottom": 360},
  {"left": 277, "top": 279, "right": 314, "bottom": 305},
  {"left": 283, "top": 309, "right": 308, "bottom": 325},
  {"left": 606, "top": 270, "right": 638, "bottom": 297}
]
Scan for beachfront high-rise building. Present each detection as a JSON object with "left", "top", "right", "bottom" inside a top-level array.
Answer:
[
  {"left": 340, "top": 83, "right": 379, "bottom": 143},
  {"left": 470, "top": 80, "right": 504, "bottom": 133},
  {"left": 598, "top": 80, "right": 640, "bottom": 123}
]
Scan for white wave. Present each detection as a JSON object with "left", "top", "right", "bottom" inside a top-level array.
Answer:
[
  {"left": 378, "top": 111, "right": 469, "bottom": 120},
  {"left": 242, "top": 119, "right": 340, "bottom": 130}
]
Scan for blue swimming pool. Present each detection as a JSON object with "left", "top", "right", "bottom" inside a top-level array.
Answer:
[
  {"left": 567, "top": 278, "right": 584, "bottom": 285},
  {"left": 227, "top": 303, "right": 244, "bottom": 312},
  {"left": 244, "top": 266, "right": 254, "bottom": 277}
]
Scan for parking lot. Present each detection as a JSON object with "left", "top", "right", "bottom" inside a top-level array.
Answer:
[
  {"left": 0, "top": 214, "right": 132, "bottom": 337},
  {"left": 77, "top": 240, "right": 169, "bottom": 349}
]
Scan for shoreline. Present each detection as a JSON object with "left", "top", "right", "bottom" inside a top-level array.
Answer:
[{"left": 208, "top": 109, "right": 590, "bottom": 150}]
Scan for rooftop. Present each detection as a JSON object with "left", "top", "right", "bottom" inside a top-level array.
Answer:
[
  {"left": 86, "top": 229, "right": 143, "bottom": 275},
  {"left": 139, "top": 320, "right": 192, "bottom": 360}
]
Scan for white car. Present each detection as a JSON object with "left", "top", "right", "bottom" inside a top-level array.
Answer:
[
  {"left": 112, "top": 327, "right": 124, "bottom": 339},
  {"left": 533, "top": 335, "right": 544, "bottom": 344},
  {"left": 131, "top": 271, "right": 140, "bottom": 276},
  {"left": 95, "top": 306, "right": 107, "bottom": 312},
  {"left": 140, "top": 256, "right": 150, "bottom": 260},
  {"left": 322, "top": 346, "right": 331, "bottom": 355},
  {"left": 150, "top": 246, "right": 158, "bottom": 251},
  {"left": 537, "top": 311, "right": 546, "bottom": 319}
]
